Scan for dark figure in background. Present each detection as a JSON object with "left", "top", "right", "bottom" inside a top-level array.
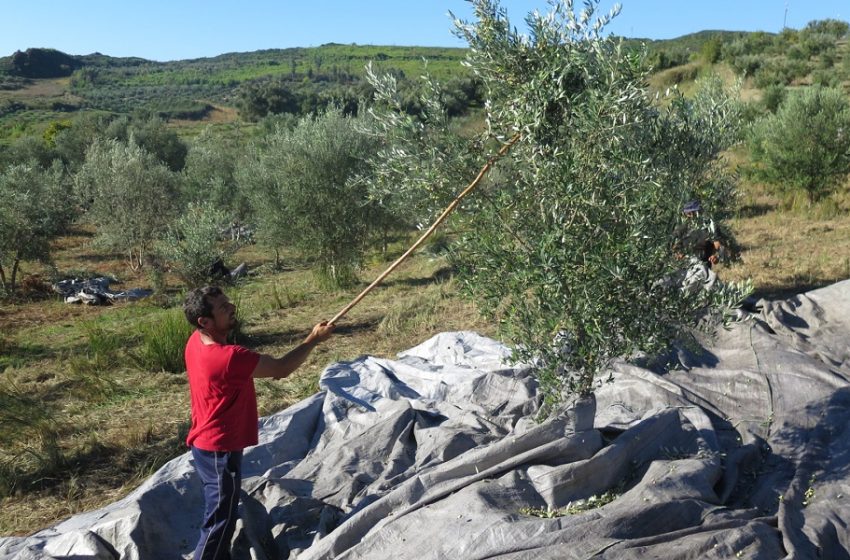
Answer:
[
  {"left": 208, "top": 258, "right": 248, "bottom": 281},
  {"left": 182, "top": 286, "right": 334, "bottom": 560},
  {"left": 673, "top": 200, "right": 729, "bottom": 294},
  {"left": 676, "top": 200, "right": 727, "bottom": 268},
  {"left": 207, "top": 258, "right": 230, "bottom": 278}
]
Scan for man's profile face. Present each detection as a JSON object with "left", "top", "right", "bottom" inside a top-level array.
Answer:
[{"left": 202, "top": 293, "right": 237, "bottom": 333}]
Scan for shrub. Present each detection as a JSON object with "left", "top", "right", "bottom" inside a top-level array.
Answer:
[
  {"left": 655, "top": 62, "right": 702, "bottom": 87},
  {"left": 748, "top": 86, "right": 850, "bottom": 203},
  {"left": 1, "top": 135, "right": 57, "bottom": 169},
  {"left": 132, "top": 309, "right": 194, "bottom": 373},
  {"left": 760, "top": 84, "right": 786, "bottom": 113},
  {"left": 647, "top": 48, "right": 689, "bottom": 71},
  {"left": 158, "top": 201, "right": 234, "bottom": 288},
  {"left": 816, "top": 49, "right": 837, "bottom": 70},
  {"left": 786, "top": 45, "right": 807, "bottom": 61},
  {"left": 728, "top": 54, "right": 764, "bottom": 76},
  {"left": 699, "top": 37, "right": 723, "bottom": 64},
  {"left": 722, "top": 32, "right": 774, "bottom": 59},
  {"left": 811, "top": 69, "right": 840, "bottom": 87},
  {"left": 801, "top": 19, "right": 849, "bottom": 40},
  {"left": 753, "top": 58, "right": 809, "bottom": 88}
]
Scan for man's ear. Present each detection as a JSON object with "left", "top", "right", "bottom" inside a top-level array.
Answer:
[{"left": 197, "top": 316, "right": 211, "bottom": 330}]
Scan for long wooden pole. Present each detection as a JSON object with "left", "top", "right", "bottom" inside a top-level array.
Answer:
[{"left": 328, "top": 133, "right": 521, "bottom": 326}]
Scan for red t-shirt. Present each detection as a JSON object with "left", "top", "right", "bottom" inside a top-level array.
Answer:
[{"left": 184, "top": 330, "right": 261, "bottom": 451}]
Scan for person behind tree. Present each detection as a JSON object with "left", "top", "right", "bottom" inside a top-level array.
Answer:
[
  {"left": 182, "top": 286, "right": 334, "bottom": 560},
  {"left": 673, "top": 200, "right": 732, "bottom": 294},
  {"left": 675, "top": 199, "right": 727, "bottom": 267}
]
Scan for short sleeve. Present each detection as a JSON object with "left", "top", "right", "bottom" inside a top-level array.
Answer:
[{"left": 227, "top": 345, "right": 261, "bottom": 383}]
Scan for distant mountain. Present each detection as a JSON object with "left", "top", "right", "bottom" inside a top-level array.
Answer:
[
  {"left": 0, "top": 44, "right": 474, "bottom": 128},
  {"left": 624, "top": 30, "right": 757, "bottom": 50},
  {"left": 0, "top": 48, "right": 84, "bottom": 78},
  {"left": 0, "top": 44, "right": 469, "bottom": 80},
  {"left": 0, "top": 31, "right": 766, "bottom": 81}
]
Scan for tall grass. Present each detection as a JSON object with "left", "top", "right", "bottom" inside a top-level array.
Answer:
[
  {"left": 268, "top": 280, "right": 308, "bottom": 310},
  {"left": 80, "top": 320, "right": 122, "bottom": 363},
  {"left": 66, "top": 320, "right": 122, "bottom": 399},
  {"left": 132, "top": 309, "right": 194, "bottom": 373},
  {"left": 315, "top": 264, "right": 359, "bottom": 292}
]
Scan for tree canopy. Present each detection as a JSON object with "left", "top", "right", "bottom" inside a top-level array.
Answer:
[
  {"left": 238, "top": 109, "right": 378, "bottom": 287},
  {"left": 371, "top": 0, "right": 750, "bottom": 406},
  {"left": 748, "top": 86, "right": 850, "bottom": 204},
  {"left": 0, "top": 162, "right": 74, "bottom": 294},
  {"left": 75, "top": 139, "right": 179, "bottom": 270}
]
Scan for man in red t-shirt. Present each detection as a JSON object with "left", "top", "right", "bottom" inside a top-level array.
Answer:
[{"left": 182, "top": 286, "right": 334, "bottom": 560}]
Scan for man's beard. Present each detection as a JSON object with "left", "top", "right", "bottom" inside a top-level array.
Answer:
[{"left": 226, "top": 317, "right": 240, "bottom": 343}]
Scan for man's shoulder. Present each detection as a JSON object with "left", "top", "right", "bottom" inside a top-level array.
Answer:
[
  {"left": 229, "top": 343, "right": 256, "bottom": 356},
  {"left": 185, "top": 329, "right": 200, "bottom": 351}
]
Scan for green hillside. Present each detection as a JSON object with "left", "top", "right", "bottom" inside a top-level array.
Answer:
[
  {"left": 0, "top": 44, "right": 471, "bottom": 142},
  {"left": 1, "top": 18, "right": 849, "bottom": 144}
]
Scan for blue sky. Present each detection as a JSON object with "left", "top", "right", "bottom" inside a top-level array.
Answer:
[{"left": 2, "top": 1, "right": 847, "bottom": 61}]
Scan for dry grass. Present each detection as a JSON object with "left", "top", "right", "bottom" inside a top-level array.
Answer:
[
  {"left": 723, "top": 185, "right": 850, "bottom": 297},
  {"left": 169, "top": 104, "right": 239, "bottom": 127},
  {"left": 0, "top": 78, "right": 77, "bottom": 101}
]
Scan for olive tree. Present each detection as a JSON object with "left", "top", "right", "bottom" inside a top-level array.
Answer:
[
  {"left": 0, "top": 161, "right": 74, "bottom": 295},
  {"left": 125, "top": 116, "right": 188, "bottom": 172},
  {"left": 237, "top": 108, "right": 377, "bottom": 287},
  {"left": 75, "top": 139, "right": 179, "bottom": 270},
  {"left": 748, "top": 86, "right": 850, "bottom": 204},
  {"left": 373, "top": 0, "right": 750, "bottom": 406},
  {"left": 181, "top": 127, "right": 250, "bottom": 221},
  {"left": 365, "top": 63, "right": 485, "bottom": 250},
  {"left": 157, "top": 201, "right": 234, "bottom": 288}
]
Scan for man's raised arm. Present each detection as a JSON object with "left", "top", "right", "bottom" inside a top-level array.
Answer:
[{"left": 252, "top": 322, "right": 334, "bottom": 380}]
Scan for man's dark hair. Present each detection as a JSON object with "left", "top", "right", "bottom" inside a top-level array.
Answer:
[{"left": 183, "top": 286, "right": 223, "bottom": 329}]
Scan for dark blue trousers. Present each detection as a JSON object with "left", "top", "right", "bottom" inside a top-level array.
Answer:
[{"left": 191, "top": 447, "right": 243, "bottom": 560}]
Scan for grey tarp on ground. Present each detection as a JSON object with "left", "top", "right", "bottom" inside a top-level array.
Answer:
[
  {"left": 52, "top": 277, "right": 153, "bottom": 305},
  {"left": 2, "top": 279, "right": 850, "bottom": 559}
]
